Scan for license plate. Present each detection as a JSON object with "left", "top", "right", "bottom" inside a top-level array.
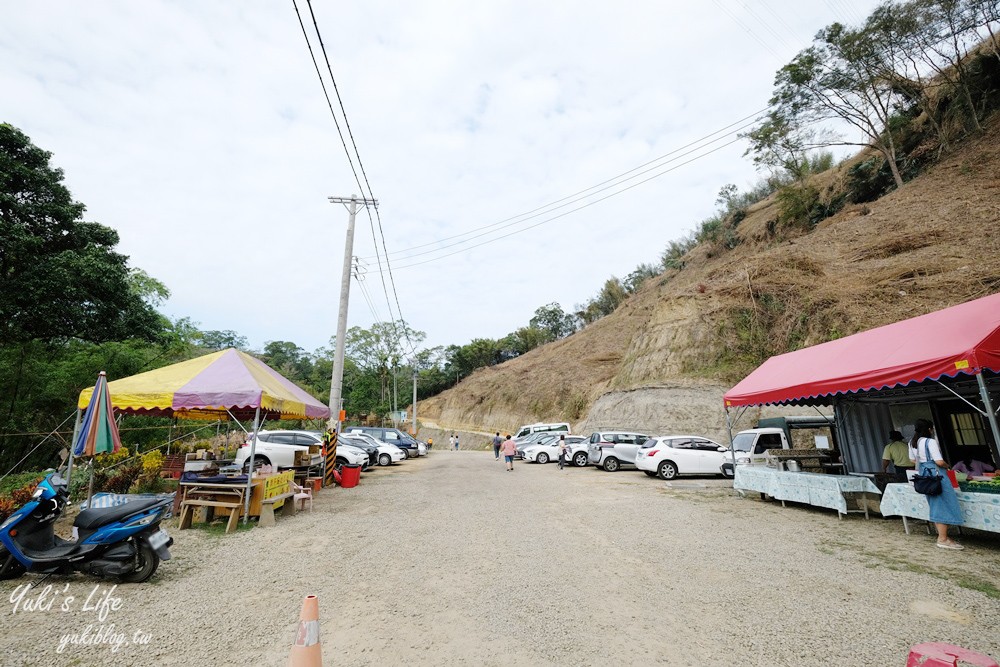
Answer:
[{"left": 148, "top": 529, "right": 169, "bottom": 550}]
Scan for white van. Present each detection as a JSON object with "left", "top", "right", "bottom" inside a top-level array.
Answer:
[{"left": 514, "top": 422, "right": 571, "bottom": 439}]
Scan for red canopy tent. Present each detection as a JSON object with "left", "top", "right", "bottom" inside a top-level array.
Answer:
[{"left": 724, "top": 292, "right": 1000, "bottom": 465}]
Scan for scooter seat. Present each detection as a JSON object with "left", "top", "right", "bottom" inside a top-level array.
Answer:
[{"left": 74, "top": 498, "right": 165, "bottom": 530}]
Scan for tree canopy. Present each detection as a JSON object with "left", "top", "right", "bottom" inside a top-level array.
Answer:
[{"left": 0, "top": 124, "right": 161, "bottom": 344}]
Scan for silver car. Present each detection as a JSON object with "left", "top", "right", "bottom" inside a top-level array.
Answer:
[{"left": 586, "top": 431, "right": 650, "bottom": 472}]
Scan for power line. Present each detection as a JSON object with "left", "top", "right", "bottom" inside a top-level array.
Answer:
[
  {"left": 304, "top": 0, "right": 416, "bottom": 361},
  {"left": 367, "top": 135, "right": 746, "bottom": 273},
  {"left": 372, "top": 118, "right": 762, "bottom": 265},
  {"left": 712, "top": 0, "right": 786, "bottom": 62},
  {"left": 742, "top": 2, "right": 796, "bottom": 52},
  {"left": 361, "top": 108, "right": 769, "bottom": 262}
]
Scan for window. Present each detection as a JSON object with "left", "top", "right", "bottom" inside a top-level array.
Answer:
[
  {"left": 590, "top": 433, "right": 600, "bottom": 443},
  {"left": 950, "top": 412, "right": 986, "bottom": 446},
  {"left": 754, "top": 433, "right": 783, "bottom": 454},
  {"left": 692, "top": 439, "right": 721, "bottom": 451},
  {"left": 270, "top": 434, "right": 296, "bottom": 445},
  {"left": 670, "top": 439, "right": 693, "bottom": 449},
  {"left": 615, "top": 434, "right": 636, "bottom": 444}
]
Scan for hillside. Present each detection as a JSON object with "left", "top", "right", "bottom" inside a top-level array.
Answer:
[{"left": 419, "top": 116, "right": 1000, "bottom": 443}]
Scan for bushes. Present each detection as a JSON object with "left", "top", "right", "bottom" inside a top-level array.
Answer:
[{"left": 0, "top": 474, "right": 43, "bottom": 524}]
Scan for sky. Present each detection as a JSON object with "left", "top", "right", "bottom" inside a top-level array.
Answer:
[{"left": 1, "top": 0, "right": 883, "bottom": 357}]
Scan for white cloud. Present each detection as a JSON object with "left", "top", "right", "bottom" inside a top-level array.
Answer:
[{"left": 1, "top": 0, "right": 883, "bottom": 355}]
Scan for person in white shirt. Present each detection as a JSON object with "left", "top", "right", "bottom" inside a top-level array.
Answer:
[{"left": 911, "top": 419, "right": 964, "bottom": 550}]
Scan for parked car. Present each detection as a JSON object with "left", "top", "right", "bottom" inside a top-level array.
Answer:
[
  {"left": 513, "top": 422, "right": 571, "bottom": 439},
  {"left": 333, "top": 442, "right": 371, "bottom": 471},
  {"left": 514, "top": 431, "right": 558, "bottom": 459},
  {"left": 343, "top": 431, "right": 406, "bottom": 466},
  {"left": 346, "top": 426, "right": 424, "bottom": 458},
  {"left": 522, "top": 435, "right": 587, "bottom": 464},
  {"left": 233, "top": 430, "right": 324, "bottom": 470},
  {"left": 586, "top": 431, "right": 650, "bottom": 471},
  {"left": 634, "top": 436, "right": 733, "bottom": 480},
  {"left": 337, "top": 434, "right": 382, "bottom": 468}
]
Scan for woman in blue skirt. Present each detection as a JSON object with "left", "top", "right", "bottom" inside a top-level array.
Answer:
[{"left": 911, "top": 419, "right": 964, "bottom": 550}]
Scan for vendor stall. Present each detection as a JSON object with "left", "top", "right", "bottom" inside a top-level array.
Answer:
[
  {"left": 880, "top": 482, "right": 1000, "bottom": 534},
  {"left": 734, "top": 466, "right": 881, "bottom": 518},
  {"left": 724, "top": 293, "right": 1000, "bottom": 502},
  {"left": 74, "top": 348, "right": 330, "bottom": 523}
]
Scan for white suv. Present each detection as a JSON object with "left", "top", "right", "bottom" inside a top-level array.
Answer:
[{"left": 586, "top": 431, "right": 650, "bottom": 472}]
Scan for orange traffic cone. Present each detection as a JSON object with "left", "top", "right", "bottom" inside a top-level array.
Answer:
[{"left": 288, "top": 595, "right": 322, "bottom": 667}]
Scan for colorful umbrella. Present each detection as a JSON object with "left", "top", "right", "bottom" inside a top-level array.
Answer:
[{"left": 73, "top": 371, "right": 122, "bottom": 457}]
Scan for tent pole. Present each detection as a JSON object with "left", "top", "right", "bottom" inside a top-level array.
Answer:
[
  {"left": 725, "top": 406, "right": 737, "bottom": 472},
  {"left": 976, "top": 372, "right": 1000, "bottom": 465},
  {"left": 64, "top": 408, "right": 83, "bottom": 490},
  {"left": 242, "top": 406, "right": 261, "bottom": 524}
]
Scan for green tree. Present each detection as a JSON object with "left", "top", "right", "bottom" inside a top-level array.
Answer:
[
  {"left": 528, "top": 302, "right": 578, "bottom": 340},
  {"left": 0, "top": 123, "right": 162, "bottom": 344},
  {"left": 748, "top": 23, "right": 907, "bottom": 188}
]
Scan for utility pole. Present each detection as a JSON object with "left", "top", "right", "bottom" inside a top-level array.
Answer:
[
  {"left": 411, "top": 370, "right": 418, "bottom": 435},
  {"left": 328, "top": 195, "right": 378, "bottom": 435}
]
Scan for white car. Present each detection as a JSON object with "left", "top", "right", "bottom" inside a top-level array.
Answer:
[
  {"left": 234, "top": 430, "right": 324, "bottom": 470},
  {"left": 522, "top": 436, "right": 588, "bottom": 465},
  {"left": 343, "top": 431, "right": 406, "bottom": 466},
  {"left": 634, "top": 436, "right": 733, "bottom": 480}
]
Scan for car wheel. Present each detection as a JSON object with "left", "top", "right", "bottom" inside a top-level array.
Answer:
[
  {"left": 602, "top": 457, "right": 620, "bottom": 472},
  {"left": 722, "top": 466, "right": 735, "bottom": 478},
  {"left": 537, "top": 452, "right": 549, "bottom": 464},
  {"left": 573, "top": 452, "right": 589, "bottom": 467},
  {"left": 378, "top": 453, "right": 392, "bottom": 466},
  {"left": 658, "top": 460, "right": 679, "bottom": 480},
  {"left": 643, "top": 471, "right": 657, "bottom": 477},
  {"left": 334, "top": 458, "right": 347, "bottom": 471},
  {"left": 400, "top": 449, "right": 409, "bottom": 460},
  {"left": 250, "top": 455, "right": 270, "bottom": 471},
  {"left": 119, "top": 540, "right": 160, "bottom": 584}
]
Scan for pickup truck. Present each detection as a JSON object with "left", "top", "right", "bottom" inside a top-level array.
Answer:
[{"left": 724, "top": 427, "right": 790, "bottom": 471}]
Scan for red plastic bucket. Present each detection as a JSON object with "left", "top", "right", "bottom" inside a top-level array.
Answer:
[{"left": 340, "top": 464, "right": 361, "bottom": 488}]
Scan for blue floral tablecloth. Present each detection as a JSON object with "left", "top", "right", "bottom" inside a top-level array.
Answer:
[
  {"left": 733, "top": 466, "right": 881, "bottom": 515},
  {"left": 880, "top": 483, "right": 1000, "bottom": 532}
]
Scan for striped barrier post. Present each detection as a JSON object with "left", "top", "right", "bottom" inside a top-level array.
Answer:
[{"left": 323, "top": 432, "right": 337, "bottom": 488}]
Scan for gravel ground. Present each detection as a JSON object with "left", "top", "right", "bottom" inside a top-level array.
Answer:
[{"left": 2, "top": 452, "right": 999, "bottom": 666}]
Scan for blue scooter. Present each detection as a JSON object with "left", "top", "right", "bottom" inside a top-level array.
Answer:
[{"left": 0, "top": 472, "right": 173, "bottom": 583}]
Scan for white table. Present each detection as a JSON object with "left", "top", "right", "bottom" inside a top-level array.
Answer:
[
  {"left": 733, "top": 466, "right": 881, "bottom": 518},
  {"left": 879, "top": 483, "right": 1000, "bottom": 534}
]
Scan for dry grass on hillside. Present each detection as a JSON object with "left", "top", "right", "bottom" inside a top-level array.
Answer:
[{"left": 421, "top": 116, "right": 1000, "bottom": 432}]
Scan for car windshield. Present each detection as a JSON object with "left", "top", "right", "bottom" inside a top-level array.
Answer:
[{"left": 732, "top": 433, "right": 755, "bottom": 452}]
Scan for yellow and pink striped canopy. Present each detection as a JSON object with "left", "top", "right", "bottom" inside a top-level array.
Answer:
[{"left": 78, "top": 349, "right": 330, "bottom": 421}]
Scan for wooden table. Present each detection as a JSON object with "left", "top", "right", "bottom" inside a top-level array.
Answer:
[{"left": 178, "top": 481, "right": 249, "bottom": 534}]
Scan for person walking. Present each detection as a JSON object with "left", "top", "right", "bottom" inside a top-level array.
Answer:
[
  {"left": 448, "top": 434, "right": 455, "bottom": 450},
  {"left": 454, "top": 433, "right": 460, "bottom": 451},
  {"left": 911, "top": 419, "right": 964, "bottom": 550},
  {"left": 492, "top": 432, "right": 502, "bottom": 461},
  {"left": 500, "top": 434, "right": 516, "bottom": 471},
  {"left": 557, "top": 434, "right": 569, "bottom": 470}
]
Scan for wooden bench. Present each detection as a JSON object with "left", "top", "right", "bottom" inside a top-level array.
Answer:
[
  {"left": 179, "top": 499, "right": 242, "bottom": 534},
  {"left": 259, "top": 492, "right": 297, "bottom": 527}
]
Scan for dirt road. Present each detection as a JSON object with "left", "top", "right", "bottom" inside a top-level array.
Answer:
[{"left": 3, "top": 452, "right": 999, "bottom": 666}]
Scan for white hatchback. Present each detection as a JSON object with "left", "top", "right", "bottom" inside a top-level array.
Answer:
[
  {"left": 634, "top": 436, "right": 733, "bottom": 480},
  {"left": 522, "top": 435, "right": 588, "bottom": 465}
]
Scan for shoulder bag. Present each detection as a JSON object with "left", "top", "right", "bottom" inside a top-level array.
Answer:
[{"left": 912, "top": 438, "right": 943, "bottom": 496}]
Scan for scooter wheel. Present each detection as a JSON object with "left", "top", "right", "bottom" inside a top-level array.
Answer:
[
  {"left": 119, "top": 540, "right": 160, "bottom": 584},
  {"left": 0, "top": 549, "right": 27, "bottom": 580}
]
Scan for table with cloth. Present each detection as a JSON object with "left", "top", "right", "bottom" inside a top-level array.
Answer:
[
  {"left": 733, "top": 466, "right": 881, "bottom": 518},
  {"left": 879, "top": 482, "right": 1000, "bottom": 534}
]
